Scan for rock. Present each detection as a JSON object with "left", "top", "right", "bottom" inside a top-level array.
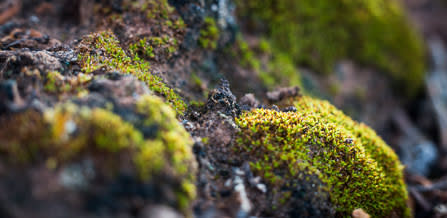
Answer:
[
  {"left": 206, "top": 79, "right": 240, "bottom": 117},
  {"left": 239, "top": 93, "right": 259, "bottom": 110},
  {"left": 266, "top": 86, "right": 300, "bottom": 103}
]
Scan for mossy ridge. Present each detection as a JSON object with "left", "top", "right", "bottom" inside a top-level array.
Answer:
[
  {"left": 0, "top": 95, "right": 195, "bottom": 212},
  {"left": 77, "top": 31, "right": 186, "bottom": 115},
  {"left": 235, "top": 96, "right": 409, "bottom": 217},
  {"left": 237, "top": 0, "right": 425, "bottom": 96}
]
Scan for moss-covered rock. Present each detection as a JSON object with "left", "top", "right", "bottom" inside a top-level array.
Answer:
[
  {"left": 77, "top": 31, "right": 187, "bottom": 114},
  {"left": 0, "top": 94, "right": 196, "bottom": 213},
  {"left": 235, "top": 96, "right": 409, "bottom": 217},
  {"left": 237, "top": 0, "right": 426, "bottom": 96}
]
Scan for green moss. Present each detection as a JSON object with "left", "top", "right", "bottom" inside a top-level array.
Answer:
[
  {"left": 122, "top": 0, "right": 176, "bottom": 19},
  {"left": 237, "top": 0, "right": 426, "bottom": 96},
  {"left": 0, "top": 110, "right": 52, "bottom": 163},
  {"left": 44, "top": 71, "right": 92, "bottom": 94},
  {"left": 134, "top": 95, "right": 195, "bottom": 181},
  {"left": 235, "top": 96, "right": 409, "bottom": 217},
  {"left": 77, "top": 31, "right": 186, "bottom": 114},
  {"left": 129, "top": 36, "right": 180, "bottom": 60},
  {"left": 260, "top": 51, "right": 302, "bottom": 90},
  {"left": 199, "top": 17, "right": 220, "bottom": 50},
  {"left": 231, "top": 36, "right": 302, "bottom": 90},
  {"left": 129, "top": 38, "right": 156, "bottom": 59},
  {"left": 0, "top": 95, "right": 196, "bottom": 212},
  {"left": 235, "top": 36, "right": 261, "bottom": 70},
  {"left": 44, "top": 102, "right": 145, "bottom": 159}
]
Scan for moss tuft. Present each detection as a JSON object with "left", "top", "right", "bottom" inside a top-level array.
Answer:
[
  {"left": 199, "top": 17, "right": 220, "bottom": 50},
  {"left": 77, "top": 31, "right": 186, "bottom": 114},
  {"left": 237, "top": 0, "right": 426, "bottom": 96},
  {"left": 235, "top": 96, "right": 409, "bottom": 217}
]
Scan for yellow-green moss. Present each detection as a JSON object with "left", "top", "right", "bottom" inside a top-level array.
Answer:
[
  {"left": 129, "top": 38, "right": 156, "bottom": 59},
  {"left": 77, "top": 31, "right": 186, "bottom": 114},
  {"left": 134, "top": 95, "right": 195, "bottom": 182},
  {"left": 124, "top": 0, "right": 176, "bottom": 20},
  {"left": 44, "top": 71, "right": 92, "bottom": 94},
  {"left": 235, "top": 96, "right": 409, "bottom": 217},
  {"left": 237, "top": 0, "right": 426, "bottom": 96},
  {"left": 199, "top": 17, "right": 220, "bottom": 50},
  {"left": 129, "top": 36, "right": 180, "bottom": 60},
  {"left": 0, "top": 95, "right": 195, "bottom": 212}
]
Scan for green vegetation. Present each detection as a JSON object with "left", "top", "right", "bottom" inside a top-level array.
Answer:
[
  {"left": 77, "top": 31, "right": 186, "bottom": 114},
  {"left": 44, "top": 71, "right": 92, "bottom": 94},
  {"left": 260, "top": 51, "right": 302, "bottom": 90},
  {"left": 129, "top": 38, "right": 156, "bottom": 59},
  {"left": 235, "top": 96, "right": 409, "bottom": 217},
  {"left": 125, "top": 0, "right": 175, "bottom": 20},
  {"left": 231, "top": 36, "right": 302, "bottom": 90},
  {"left": 0, "top": 95, "right": 196, "bottom": 211},
  {"left": 44, "top": 71, "right": 71, "bottom": 93},
  {"left": 129, "top": 36, "right": 180, "bottom": 60},
  {"left": 199, "top": 17, "right": 220, "bottom": 50},
  {"left": 237, "top": 0, "right": 426, "bottom": 96}
]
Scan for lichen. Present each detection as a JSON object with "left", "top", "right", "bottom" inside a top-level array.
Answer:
[
  {"left": 0, "top": 95, "right": 196, "bottom": 212},
  {"left": 235, "top": 96, "right": 409, "bottom": 217},
  {"left": 237, "top": 0, "right": 426, "bottom": 96},
  {"left": 77, "top": 31, "right": 186, "bottom": 114}
]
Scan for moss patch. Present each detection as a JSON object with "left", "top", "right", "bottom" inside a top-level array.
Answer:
[
  {"left": 235, "top": 96, "right": 409, "bottom": 217},
  {"left": 230, "top": 36, "right": 303, "bottom": 91},
  {"left": 199, "top": 17, "right": 220, "bottom": 50},
  {"left": 237, "top": 0, "right": 426, "bottom": 96},
  {"left": 77, "top": 31, "right": 186, "bottom": 114},
  {"left": 0, "top": 95, "right": 195, "bottom": 211}
]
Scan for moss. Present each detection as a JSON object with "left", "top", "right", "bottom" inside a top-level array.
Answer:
[
  {"left": 44, "top": 71, "right": 92, "bottom": 94},
  {"left": 129, "top": 38, "right": 156, "bottom": 59},
  {"left": 260, "top": 51, "right": 302, "bottom": 90},
  {"left": 235, "top": 36, "right": 261, "bottom": 70},
  {"left": 44, "top": 103, "right": 145, "bottom": 160},
  {"left": 0, "top": 110, "right": 52, "bottom": 163},
  {"left": 134, "top": 95, "right": 195, "bottom": 181},
  {"left": 129, "top": 36, "right": 180, "bottom": 60},
  {"left": 231, "top": 36, "right": 302, "bottom": 90},
  {"left": 199, "top": 17, "right": 220, "bottom": 50},
  {"left": 235, "top": 96, "right": 409, "bottom": 217},
  {"left": 237, "top": 0, "right": 426, "bottom": 96},
  {"left": 125, "top": 0, "right": 175, "bottom": 20},
  {"left": 0, "top": 95, "right": 196, "bottom": 212},
  {"left": 77, "top": 31, "right": 186, "bottom": 114}
]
